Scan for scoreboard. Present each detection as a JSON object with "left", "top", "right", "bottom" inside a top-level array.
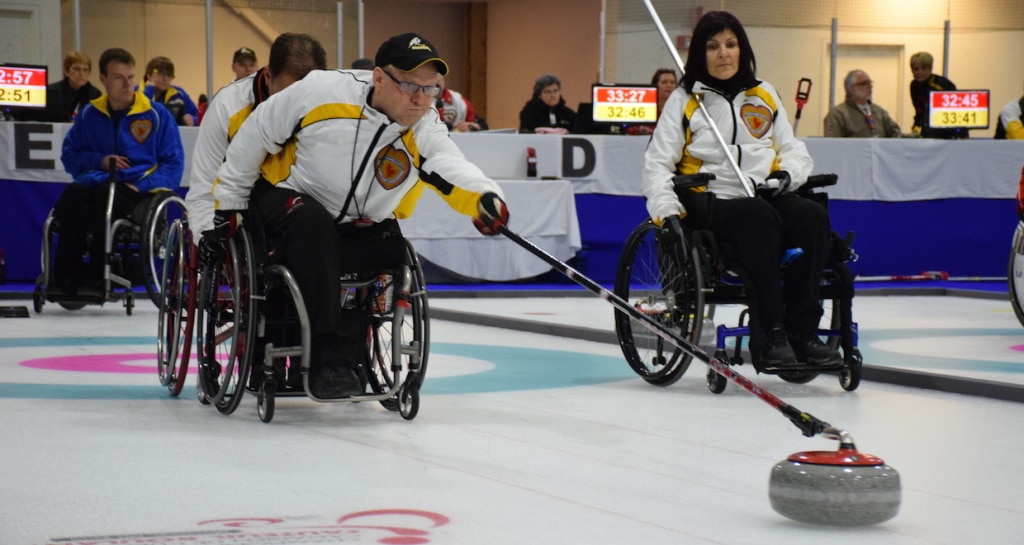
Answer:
[
  {"left": 592, "top": 84, "right": 658, "bottom": 124},
  {"left": 0, "top": 64, "right": 48, "bottom": 110},
  {"left": 928, "top": 90, "right": 989, "bottom": 129}
]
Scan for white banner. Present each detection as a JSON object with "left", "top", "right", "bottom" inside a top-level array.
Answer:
[
  {"left": 0, "top": 121, "right": 199, "bottom": 186},
  {"left": 3, "top": 122, "right": 1021, "bottom": 200}
]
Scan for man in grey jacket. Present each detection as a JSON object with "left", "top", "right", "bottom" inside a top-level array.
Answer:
[{"left": 824, "top": 70, "right": 901, "bottom": 138}]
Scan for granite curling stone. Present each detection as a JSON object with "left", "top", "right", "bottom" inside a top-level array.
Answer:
[{"left": 768, "top": 436, "right": 901, "bottom": 526}]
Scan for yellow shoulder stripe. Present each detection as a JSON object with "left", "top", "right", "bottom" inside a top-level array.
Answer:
[{"left": 299, "top": 103, "right": 366, "bottom": 129}]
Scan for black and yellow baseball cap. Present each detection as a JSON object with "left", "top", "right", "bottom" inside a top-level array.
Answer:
[{"left": 374, "top": 33, "right": 448, "bottom": 76}]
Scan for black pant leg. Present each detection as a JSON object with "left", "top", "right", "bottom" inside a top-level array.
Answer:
[
  {"left": 705, "top": 196, "right": 786, "bottom": 328},
  {"left": 775, "top": 193, "right": 831, "bottom": 336},
  {"left": 84, "top": 183, "right": 145, "bottom": 281},
  {"left": 52, "top": 183, "right": 100, "bottom": 284}
]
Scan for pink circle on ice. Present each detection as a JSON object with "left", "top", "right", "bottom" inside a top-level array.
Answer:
[{"left": 19, "top": 353, "right": 190, "bottom": 374}]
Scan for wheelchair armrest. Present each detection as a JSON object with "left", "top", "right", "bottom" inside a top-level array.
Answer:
[
  {"left": 801, "top": 173, "right": 838, "bottom": 192},
  {"left": 672, "top": 173, "right": 716, "bottom": 191}
]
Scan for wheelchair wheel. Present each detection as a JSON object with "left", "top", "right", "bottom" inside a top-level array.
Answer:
[
  {"left": 1008, "top": 222, "right": 1024, "bottom": 327},
  {"left": 706, "top": 352, "right": 728, "bottom": 394},
  {"left": 371, "top": 242, "right": 430, "bottom": 414},
  {"left": 156, "top": 220, "right": 196, "bottom": 396},
  {"left": 257, "top": 379, "right": 276, "bottom": 423},
  {"left": 32, "top": 288, "right": 45, "bottom": 313},
  {"left": 839, "top": 350, "right": 863, "bottom": 391},
  {"left": 398, "top": 382, "right": 420, "bottom": 420},
  {"left": 195, "top": 228, "right": 256, "bottom": 415},
  {"left": 138, "top": 194, "right": 188, "bottom": 308},
  {"left": 614, "top": 221, "right": 705, "bottom": 386}
]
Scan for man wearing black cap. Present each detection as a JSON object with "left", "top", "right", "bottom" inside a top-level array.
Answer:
[
  {"left": 232, "top": 47, "right": 258, "bottom": 80},
  {"left": 209, "top": 32, "right": 510, "bottom": 399}
]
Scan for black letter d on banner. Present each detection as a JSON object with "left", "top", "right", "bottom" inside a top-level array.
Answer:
[{"left": 561, "top": 137, "right": 596, "bottom": 178}]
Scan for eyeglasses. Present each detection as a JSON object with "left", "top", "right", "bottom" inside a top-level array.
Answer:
[
  {"left": 382, "top": 69, "right": 442, "bottom": 97},
  {"left": 854, "top": 80, "right": 873, "bottom": 87}
]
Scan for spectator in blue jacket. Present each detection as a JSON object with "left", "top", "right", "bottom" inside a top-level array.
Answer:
[
  {"left": 141, "top": 55, "right": 199, "bottom": 126},
  {"left": 54, "top": 47, "right": 184, "bottom": 295}
]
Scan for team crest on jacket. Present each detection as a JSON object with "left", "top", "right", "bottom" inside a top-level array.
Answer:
[
  {"left": 374, "top": 145, "right": 411, "bottom": 189},
  {"left": 129, "top": 119, "right": 153, "bottom": 143},
  {"left": 740, "top": 104, "right": 773, "bottom": 139}
]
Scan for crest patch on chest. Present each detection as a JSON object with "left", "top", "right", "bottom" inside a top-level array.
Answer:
[
  {"left": 374, "top": 145, "right": 411, "bottom": 189},
  {"left": 741, "top": 104, "right": 773, "bottom": 139}
]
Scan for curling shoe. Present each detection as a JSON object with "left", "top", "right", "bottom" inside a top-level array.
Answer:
[
  {"left": 310, "top": 362, "right": 365, "bottom": 399},
  {"left": 792, "top": 334, "right": 843, "bottom": 367},
  {"left": 761, "top": 325, "right": 798, "bottom": 368}
]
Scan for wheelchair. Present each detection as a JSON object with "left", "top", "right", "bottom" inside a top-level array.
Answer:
[
  {"left": 193, "top": 215, "right": 430, "bottom": 423},
  {"left": 1009, "top": 162, "right": 1024, "bottom": 328},
  {"left": 156, "top": 214, "right": 198, "bottom": 397},
  {"left": 1009, "top": 220, "right": 1024, "bottom": 328},
  {"left": 614, "top": 173, "right": 862, "bottom": 394},
  {"left": 33, "top": 179, "right": 187, "bottom": 315}
]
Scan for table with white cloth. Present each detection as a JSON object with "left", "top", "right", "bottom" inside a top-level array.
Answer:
[{"left": 398, "top": 179, "right": 581, "bottom": 282}]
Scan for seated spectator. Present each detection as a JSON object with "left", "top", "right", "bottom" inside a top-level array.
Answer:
[
  {"left": 435, "top": 76, "right": 486, "bottom": 132},
  {"left": 625, "top": 68, "right": 678, "bottom": 136},
  {"left": 823, "top": 69, "right": 901, "bottom": 137},
  {"left": 995, "top": 81, "right": 1024, "bottom": 139},
  {"left": 909, "top": 51, "right": 967, "bottom": 139},
  {"left": 519, "top": 74, "right": 576, "bottom": 134},
  {"left": 141, "top": 56, "right": 199, "bottom": 126},
  {"left": 196, "top": 93, "right": 209, "bottom": 125},
  {"left": 231, "top": 47, "right": 258, "bottom": 80},
  {"left": 651, "top": 68, "right": 678, "bottom": 119},
  {"left": 16, "top": 51, "right": 101, "bottom": 122},
  {"left": 351, "top": 57, "right": 373, "bottom": 70},
  {"left": 54, "top": 47, "right": 184, "bottom": 295}
]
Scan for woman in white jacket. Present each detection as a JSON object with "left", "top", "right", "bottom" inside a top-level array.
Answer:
[{"left": 642, "top": 10, "right": 840, "bottom": 370}]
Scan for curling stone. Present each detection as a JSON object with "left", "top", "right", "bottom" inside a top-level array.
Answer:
[{"left": 768, "top": 429, "right": 900, "bottom": 526}]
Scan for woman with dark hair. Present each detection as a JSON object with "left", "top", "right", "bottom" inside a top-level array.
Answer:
[
  {"left": 518, "top": 74, "right": 576, "bottom": 133},
  {"left": 650, "top": 67, "right": 678, "bottom": 118},
  {"left": 642, "top": 11, "right": 839, "bottom": 370}
]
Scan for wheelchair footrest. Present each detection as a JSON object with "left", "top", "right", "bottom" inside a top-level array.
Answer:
[
  {"left": 45, "top": 290, "right": 125, "bottom": 303},
  {"left": 761, "top": 361, "right": 845, "bottom": 375}
]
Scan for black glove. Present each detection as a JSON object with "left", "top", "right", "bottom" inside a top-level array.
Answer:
[
  {"left": 757, "top": 170, "right": 792, "bottom": 200},
  {"left": 472, "top": 192, "right": 509, "bottom": 236},
  {"left": 198, "top": 210, "right": 239, "bottom": 268},
  {"left": 660, "top": 214, "right": 686, "bottom": 245}
]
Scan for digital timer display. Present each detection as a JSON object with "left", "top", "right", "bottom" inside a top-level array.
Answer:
[
  {"left": 592, "top": 85, "right": 658, "bottom": 124},
  {"left": 0, "top": 64, "right": 48, "bottom": 109},
  {"left": 928, "top": 90, "right": 989, "bottom": 129}
]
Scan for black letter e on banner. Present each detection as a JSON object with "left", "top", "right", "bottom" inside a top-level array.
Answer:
[{"left": 14, "top": 123, "right": 56, "bottom": 170}]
